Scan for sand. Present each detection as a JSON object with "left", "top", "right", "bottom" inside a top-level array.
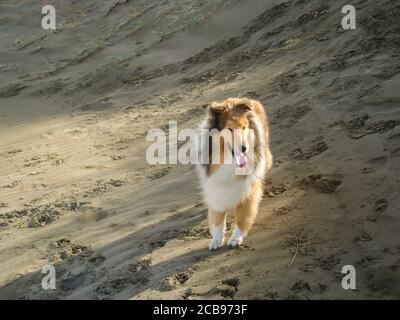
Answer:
[{"left": 0, "top": 0, "right": 399, "bottom": 299}]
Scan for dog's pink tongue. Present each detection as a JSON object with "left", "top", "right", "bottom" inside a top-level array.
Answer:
[{"left": 234, "top": 153, "right": 247, "bottom": 168}]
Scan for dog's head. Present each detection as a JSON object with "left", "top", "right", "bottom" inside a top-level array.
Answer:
[{"left": 206, "top": 98, "right": 255, "bottom": 169}]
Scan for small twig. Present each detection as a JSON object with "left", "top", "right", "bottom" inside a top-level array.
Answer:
[
  {"left": 286, "top": 238, "right": 299, "bottom": 270},
  {"left": 282, "top": 216, "right": 300, "bottom": 270}
]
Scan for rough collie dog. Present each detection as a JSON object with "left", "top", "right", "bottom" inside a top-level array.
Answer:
[{"left": 196, "top": 98, "right": 273, "bottom": 250}]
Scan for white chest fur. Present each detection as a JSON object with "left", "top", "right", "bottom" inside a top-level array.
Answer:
[{"left": 201, "top": 164, "right": 254, "bottom": 212}]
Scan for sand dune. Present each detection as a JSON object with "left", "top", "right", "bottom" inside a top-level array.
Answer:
[{"left": 0, "top": 0, "right": 400, "bottom": 299}]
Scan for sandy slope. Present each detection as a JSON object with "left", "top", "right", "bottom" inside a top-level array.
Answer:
[{"left": 0, "top": 0, "right": 399, "bottom": 299}]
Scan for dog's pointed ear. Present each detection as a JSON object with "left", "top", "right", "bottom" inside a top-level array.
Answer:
[
  {"left": 236, "top": 103, "right": 252, "bottom": 114},
  {"left": 206, "top": 102, "right": 229, "bottom": 117}
]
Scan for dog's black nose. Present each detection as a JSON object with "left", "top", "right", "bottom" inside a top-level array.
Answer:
[{"left": 241, "top": 145, "right": 247, "bottom": 153}]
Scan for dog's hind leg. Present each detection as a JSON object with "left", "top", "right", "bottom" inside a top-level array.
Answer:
[
  {"left": 228, "top": 181, "right": 262, "bottom": 247},
  {"left": 208, "top": 209, "right": 226, "bottom": 250}
]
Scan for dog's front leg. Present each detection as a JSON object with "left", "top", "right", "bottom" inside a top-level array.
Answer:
[
  {"left": 228, "top": 181, "right": 262, "bottom": 247},
  {"left": 208, "top": 210, "right": 226, "bottom": 250},
  {"left": 228, "top": 196, "right": 258, "bottom": 247}
]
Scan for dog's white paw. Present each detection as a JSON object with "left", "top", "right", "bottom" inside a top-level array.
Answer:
[
  {"left": 209, "top": 237, "right": 224, "bottom": 250},
  {"left": 227, "top": 226, "right": 244, "bottom": 247},
  {"left": 209, "top": 223, "right": 225, "bottom": 250},
  {"left": 227, "top": 235, "right": 243, "bottom": 247}
]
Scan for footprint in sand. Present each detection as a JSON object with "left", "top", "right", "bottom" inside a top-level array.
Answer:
[
  {"left": 290, "top": 280, "right": 312, "bottom": 293},
  {"left": 50, "top": 239, "right": 92, "bottom": 262},
  {"left": 221, "top": 278, "right": 240, "bottom": 294},
  {"left": 336, "top": 114, "right": 400, "bottom": 139},
  {"left": 264, "top": 183, "right": 287, "bottom": 197},
  {"left": 290, "top": 136, "right": 329, "bottom": 160},
  {"left": 354, "top": 230, "right": 373, "bottom": 243},
  {"left": 109, "top": 154, "right": 127, "bottom": 161},
  {"left": 301, "top": 174, "right": 342, "bottom": 193},
  {"left": 160, "top": 270, "right": 191, "bottom": 291},
  {"left": 128, "top": 258, "right": 151, "bottom": 273},
  {"left": 147, "top": 166, "right": 171, "bottom": 180},
  {"left": 367, "top": 199, "right": 388, "bottom": 222},
  {"left": 0, "top": 148, "right": 23, "bottom": 158},
  {"left": 200, "top": 279, "right": 239, "bottom": 300},
  {"left": 0, "top": 82, "right": 27, "bottom": 98},
  {"left": 94, "top": 267, "right": 150, "bottom": 298}
]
